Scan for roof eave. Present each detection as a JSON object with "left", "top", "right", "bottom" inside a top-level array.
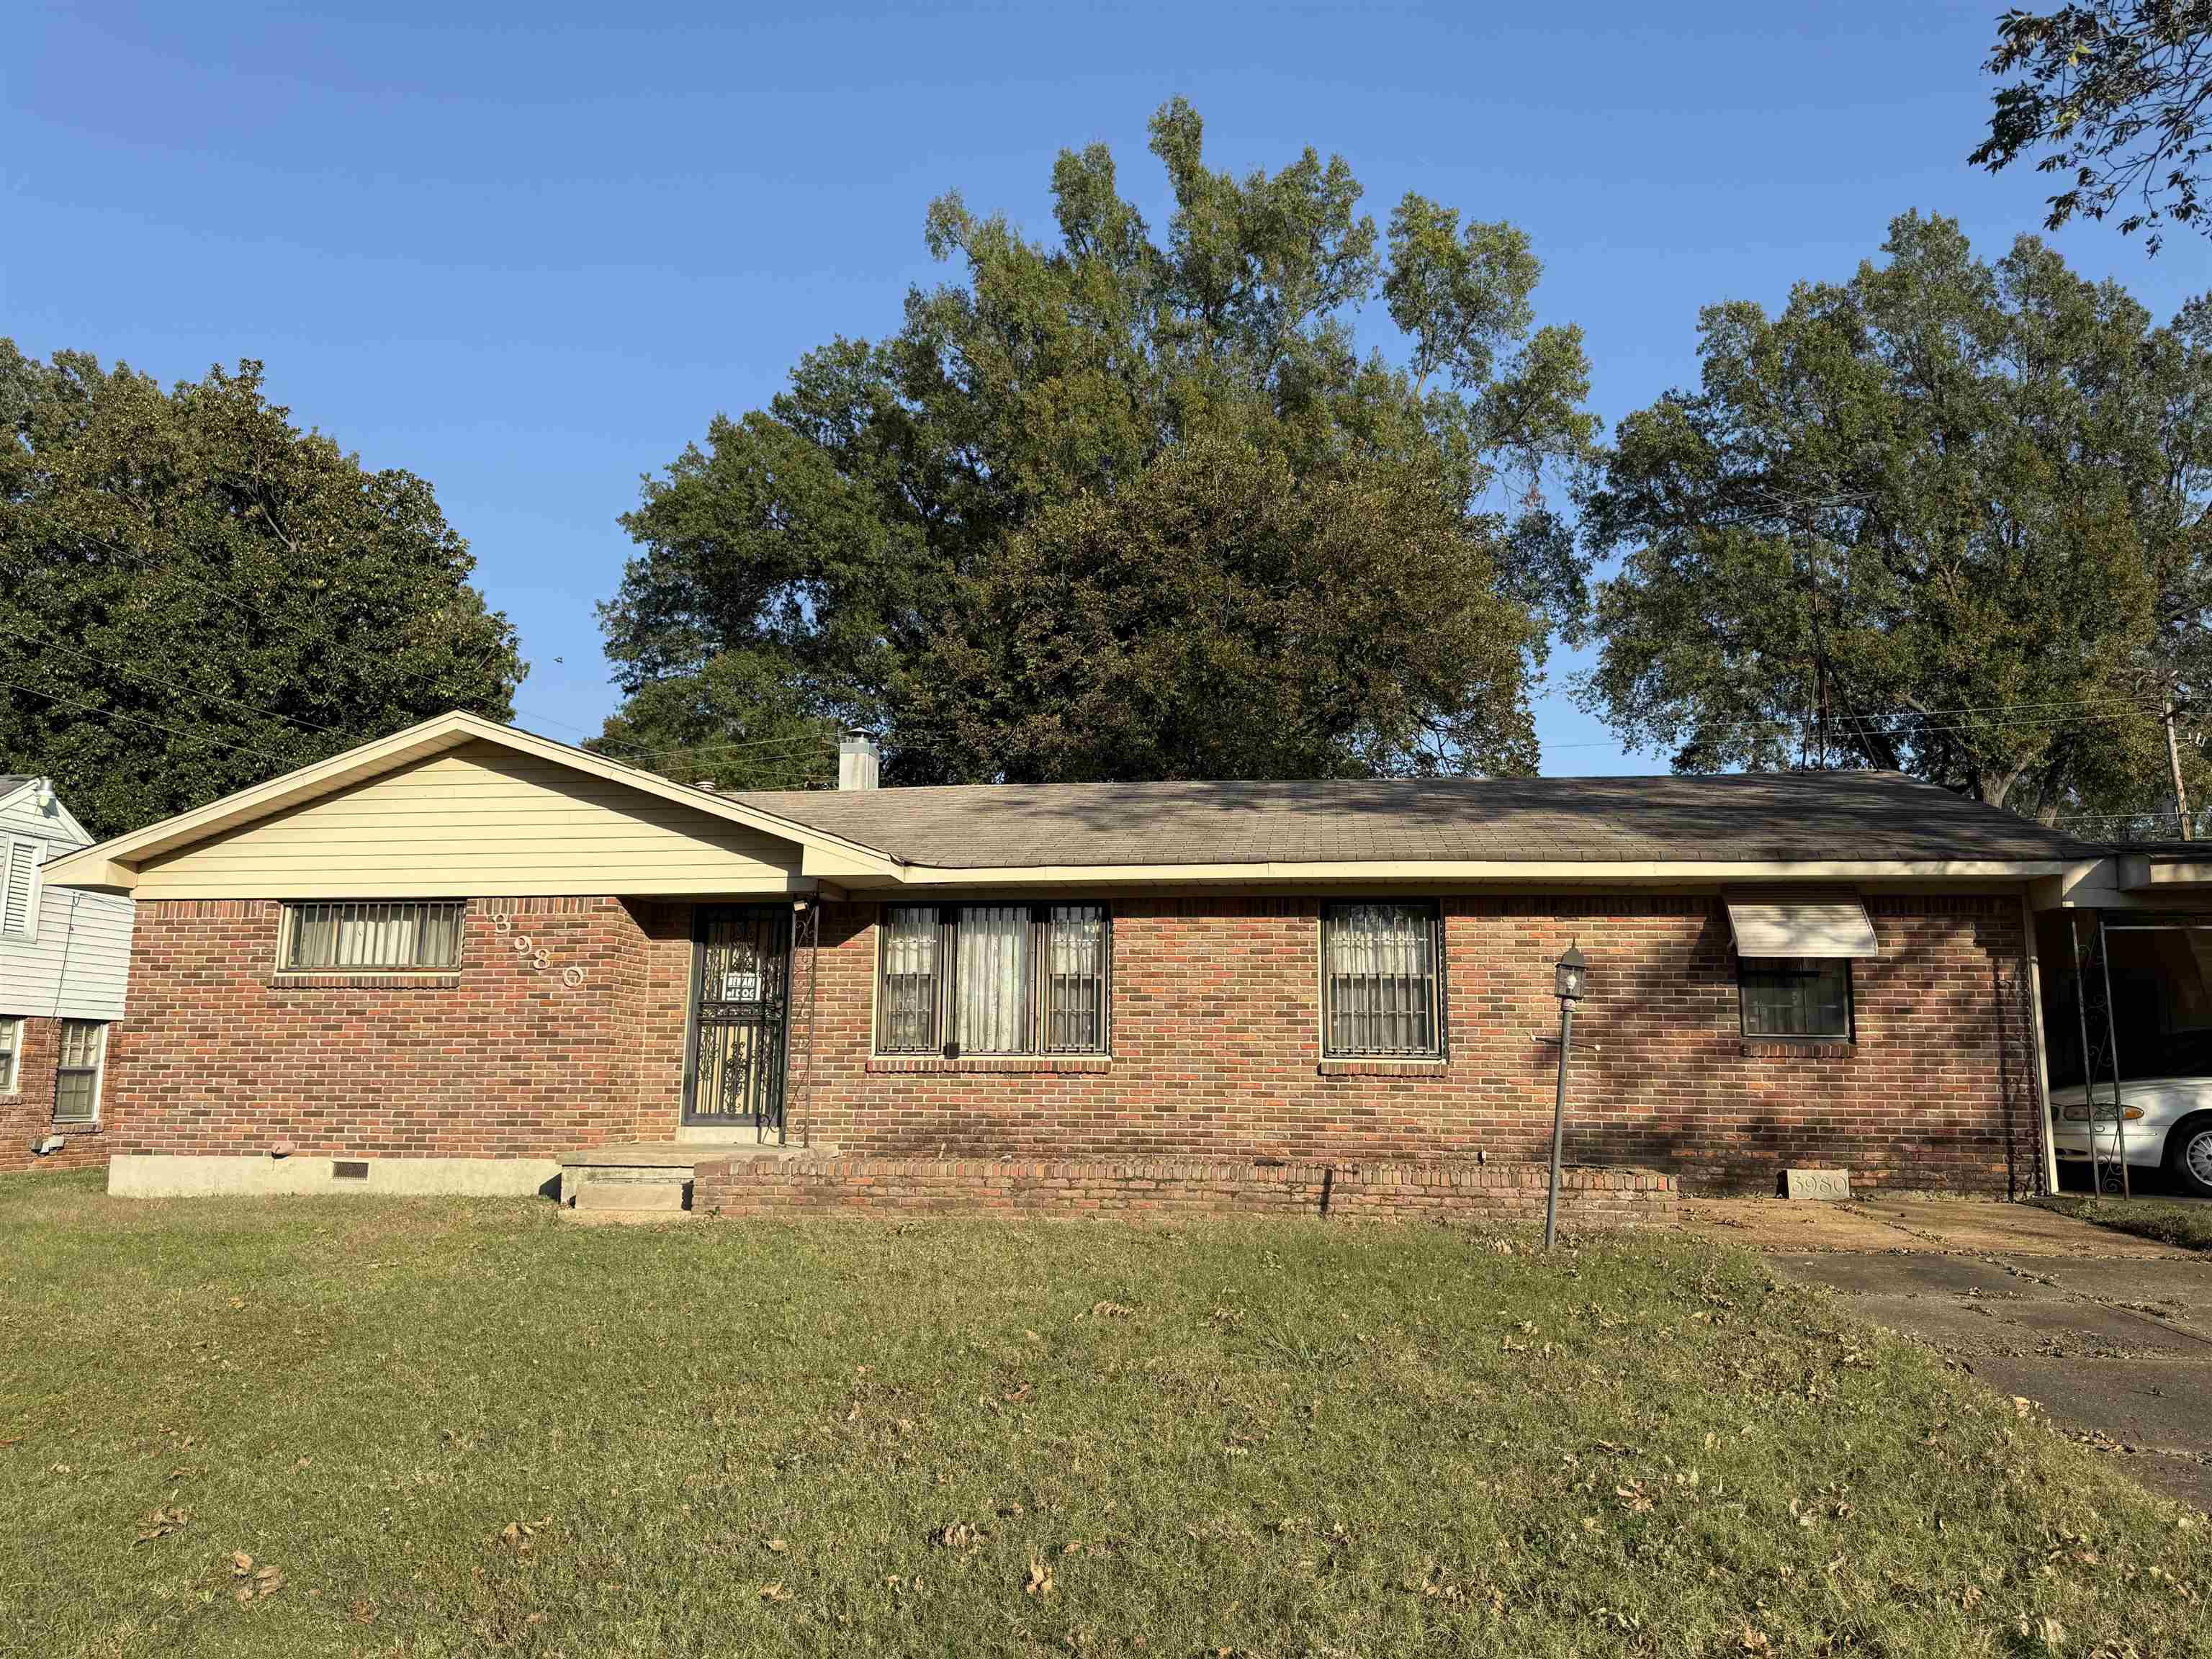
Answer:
[{"left": 839, "top": 856, "right": 2086, "bottom": 889}]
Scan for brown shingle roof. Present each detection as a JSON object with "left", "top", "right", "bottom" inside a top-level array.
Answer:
[{"left": 729, "top": 771, "right": 2097, "bottom": 870}]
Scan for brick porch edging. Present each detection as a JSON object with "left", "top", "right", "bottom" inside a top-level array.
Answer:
[{"left": 690, "top": 1156, "right": 1678, "bottom": 1226}]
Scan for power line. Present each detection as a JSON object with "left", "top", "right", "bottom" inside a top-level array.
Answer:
[
  {"left": 0, "top": 622, "right": 351, "bottom": 739},
  {"left": 1, "top": 680, "right": 306, "bottom": 767}
]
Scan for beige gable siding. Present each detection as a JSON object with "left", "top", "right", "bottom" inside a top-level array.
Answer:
[{"left": 131, "top": 741, "right": 806, "bottom": 899}]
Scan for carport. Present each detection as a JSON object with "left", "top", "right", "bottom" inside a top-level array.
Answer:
[{"left": 2033, "top": 841, "right": 2212, "bottom": 1195}]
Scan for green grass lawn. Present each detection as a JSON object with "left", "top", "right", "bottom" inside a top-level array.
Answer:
[
  {"left": 2034, "top": 1194, "right": 2212, "bottom": 1254},
  {"left": 4, "top": 1172, "right": 2207, "bottom": 1658}
]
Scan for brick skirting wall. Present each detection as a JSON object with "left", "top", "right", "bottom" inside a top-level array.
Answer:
[{"left": 693, "top": 1155, "right": 1679, "bottom": 1226}]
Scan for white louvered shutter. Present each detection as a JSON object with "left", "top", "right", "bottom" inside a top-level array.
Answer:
[{"left": 1, "top": 840, "right": 36, "bottom": 939}]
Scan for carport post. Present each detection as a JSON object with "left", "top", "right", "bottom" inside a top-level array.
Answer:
[
  {"left": 2020, "top": 892, "right": 2060, "bottom": 1198},
  {"left": 2070, "top": 914, "right": 2115, "bottom": 1198},
  {"left": 2095, "top": 912, "right": 2132, "bottom": 1200}
]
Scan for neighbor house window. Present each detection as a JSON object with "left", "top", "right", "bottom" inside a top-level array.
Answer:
[
  {"left": 54, "top": 1020, "right": 105, "bottom": 1123},
  {"left": 876, "top": 904, "right": 1112, "bottom": 1056},
  {"left": 282, "top": 901, "right": 465, "bottom": 972},
  {"left": 1739, "top": 958, "right": 1853, "bottom": 1040},
  {"left": 0, "top": 1016, "right": 20, "bottom": 1093},
  {"left": 2, "top": 837, "right": 40, "bottom": 940},
  {"left": 1322, "top": 902, "right": 1444, "bottom": 1058}
]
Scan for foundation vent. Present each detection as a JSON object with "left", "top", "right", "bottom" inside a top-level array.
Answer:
[{"left": 332, "top": 1160, "right": 369, "bottom": 1181}]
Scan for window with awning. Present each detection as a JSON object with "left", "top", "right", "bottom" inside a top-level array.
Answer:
[{"left": 1726, "top": 899, "right": 1876, "bottom": 1040}]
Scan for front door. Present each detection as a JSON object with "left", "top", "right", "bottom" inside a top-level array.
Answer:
[{"left": 683, "top": 905, "right": 793, "bottom": 1138}]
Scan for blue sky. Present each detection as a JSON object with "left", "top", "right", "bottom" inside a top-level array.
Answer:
[{"left": 6, "top": 1, "right": 2206, "bottom": 775}]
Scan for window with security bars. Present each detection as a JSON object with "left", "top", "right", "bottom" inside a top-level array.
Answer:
[
  {"left": 1322, "top": 902, "right": 1444, "bottom": 1058},
  {"left": 876, "top": 904, "right": 1112, "bottom": 1056},
  {"left": 55, "top": 1020, "right": 105, "bottom": 1123},
  {"left": 282, "top": 901, "right": 465, "bottom": 972},
  {"left": 1739, "top": 958, "right": 1853, "bottom": 1040}
]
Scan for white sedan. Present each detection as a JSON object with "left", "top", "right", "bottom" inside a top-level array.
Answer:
[{"left": 2049, "top": 1075, "right": 2212, "bottom": 1197}]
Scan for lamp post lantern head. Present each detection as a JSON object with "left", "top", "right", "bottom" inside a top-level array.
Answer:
[{"left": 1555, "top": 942, "right": 1588, "bottom": 1004}]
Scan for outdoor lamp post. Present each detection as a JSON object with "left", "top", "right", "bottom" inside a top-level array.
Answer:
[{"left": 1544, "top": 943, "right": 1588, "bottom": 1252}]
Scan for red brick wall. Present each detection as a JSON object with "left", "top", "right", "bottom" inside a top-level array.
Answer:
[
  {"left": 785, "top": 894, "right": 2041, "bottom": 1195},
  {"left": 91, "top": 896, "right": 693, "bottom": 1161},
  {"left": 1, "top": 1015, "right": 112, "bottom": 1173},
  {"left": 693, "top": 1154, "right": 1679, "bottom": 1226},
  {"left": 85, "top": 889, "right": 2041, "bottom": 1195}
]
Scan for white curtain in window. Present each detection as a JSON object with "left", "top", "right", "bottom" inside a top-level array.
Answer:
[
  {"left": 339, "top": 906, "right": 420, "bottom": 968},
  {"left": 954, "top": 904, "right": 1030, "bottom": 1054}
]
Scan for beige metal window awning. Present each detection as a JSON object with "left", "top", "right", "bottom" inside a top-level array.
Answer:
[{"left": 1725, "top": 899, "right": 1879, "bottom": 959}]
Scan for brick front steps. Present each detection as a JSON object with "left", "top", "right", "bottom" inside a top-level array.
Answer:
[{"left": 689, "top": 1156, "right": 1678, "bottom": 1226}]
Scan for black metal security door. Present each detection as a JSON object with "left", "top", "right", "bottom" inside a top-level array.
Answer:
[{"left": 683, "top": 906, "right": 793, "bottom": 1138}]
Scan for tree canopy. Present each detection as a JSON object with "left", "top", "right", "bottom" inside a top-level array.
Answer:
[
  {"left": 598, "top": 99, "right": 1594, "bottom": 786},
  {"left": 1575, "top": 214, "right": 2212, "bottom": 823},
  {"left": 1972, "top": 1, "right": 2212, "bottom": 253},
  {"left": 0, "top": 345, "right": 525, "bottom": 838}
]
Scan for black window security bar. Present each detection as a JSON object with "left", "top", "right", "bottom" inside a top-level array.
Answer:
[
  {"left": 284, "top": 901, "right": 466, "bottom": 972},
  {"left": 1322, "top": 902, "right": 1442, "bottom": 1058}
]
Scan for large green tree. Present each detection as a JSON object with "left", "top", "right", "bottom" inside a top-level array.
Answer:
[
  {"left": 599, "top": 99, "right": 1594, "bottom": 786},
  {"left": 1972, "top": 1, "right": 2212, "bottom": 253},
  {"left": 0, "top": 346, "right": 526, "bottom": 837},
  {"left": 1576, "top": 214, "right": 2212, "bottom": 824}
]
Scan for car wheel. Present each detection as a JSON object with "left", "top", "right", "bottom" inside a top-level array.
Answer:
[{"left": 2170, "top": 1120, "right": 2212, "bottom": 1200}]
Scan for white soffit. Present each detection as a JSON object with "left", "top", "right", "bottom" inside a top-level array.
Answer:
[{"left": 1725, "top": 899, "right": 1879, "bottom": 959}]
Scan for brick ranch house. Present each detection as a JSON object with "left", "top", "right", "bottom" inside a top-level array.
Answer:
[{"left": 26, "top": 710, "right": 2110, "bottom": 1213}]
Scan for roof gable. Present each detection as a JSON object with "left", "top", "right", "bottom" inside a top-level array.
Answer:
[{"left": 40, "top": 711, "right": 901, "bottom": 892}]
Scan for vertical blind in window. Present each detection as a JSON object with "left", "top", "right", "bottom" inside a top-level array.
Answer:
[
  {"left": 284, "top": 901, "right": 465, "bottom": 972},
  {"left": 1739, "top": 958, "right": 1853, "bottom": 1039},
  {"left": 55, "top": 1019, "right": 104, "bottom": 1123},
  {"left": 1322, "top": 903, "right": 1443, "bottom": 1058},
  {"left": 876, "top": 904, "right": 1111, "bottom": 1056}
]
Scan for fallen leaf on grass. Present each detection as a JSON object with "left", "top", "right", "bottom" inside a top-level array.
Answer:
[
  {"left": 760, "top": 1581, "right": 789, "bottom": 1604},
  {"left": 1002, "top": 1383, "right": 1033, "bottom": 1404},
  {"left": 350, "top": 1600, "right": 377, "bottom": 1624},
  {"left": 134, "top": 1506, "right": 189, "bottom": 1544},
  {"left": 932, "top": 1521, "right": 985, "bottom": 1552},
  {"left": 1024, "top": 1558, "right": 1055, "bottom": 1596},
  {"left": 1089, "top": 1300, "right": 1134, "bottom": 1319},
  {"left": 765, "top": 1538, "right": 788, "bottom": 1554}
]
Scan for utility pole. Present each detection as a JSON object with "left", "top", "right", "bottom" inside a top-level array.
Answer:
[{"left": 2166, "top": 702, "right": 2193, "bottom": 841}]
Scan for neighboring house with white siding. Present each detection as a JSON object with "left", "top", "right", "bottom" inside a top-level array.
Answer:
[{"left": 1, "top": 776, "right": 133, "bottom": 1161}]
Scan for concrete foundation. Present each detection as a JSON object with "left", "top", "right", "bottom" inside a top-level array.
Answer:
[{"left": 107, "top": 1154, "right": 562, "bottom": 1199}]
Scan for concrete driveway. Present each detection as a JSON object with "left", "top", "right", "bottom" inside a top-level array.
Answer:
[{"left": 1683, "top": 1193, "right": 2212, "bottom": 1511}]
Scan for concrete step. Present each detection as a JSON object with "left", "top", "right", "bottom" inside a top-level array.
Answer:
[
  {"left": 561, "top": 1204, "right": 696, "bottom": 1226},
  {"left": 572, "top": 1178, "right": 690, "bottom": 1212}
]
